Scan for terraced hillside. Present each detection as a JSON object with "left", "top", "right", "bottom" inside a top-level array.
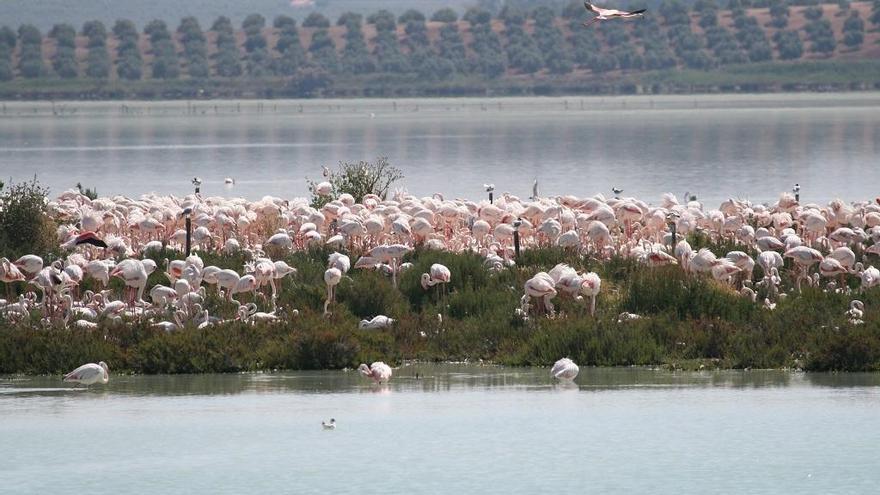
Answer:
[{"left": 0, "top": 0, "right": 879, "bottom": 98}]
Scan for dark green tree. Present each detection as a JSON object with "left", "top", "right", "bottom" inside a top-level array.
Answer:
[
  {"left": 212, "top": 16, "right": 241, "bottom": 77},
  {"left": 308, "top": 29, "right": 339, "bottom": 72},
  {"left": 273, "top": 17, "right": 306, "bottom": 76},
  {"left": 436, "top": 23, "right": 468, "bottom": 73},
  {"left": 177, "top": 17, "right": 208, "bottom": 78},
  {"left": 340, "top": 18, "right": 375, "bottom": 74},
  {"left": 17, "top": 24, "right": 45, "bottom": 78},
  {"left": 368, "top": 10, "right": 397, "bottom": 32},
  {"left": 83, "top": 20, "right": 110, "bottom": 78},
  {"left": 774, "top": 29, "right": 803, "bottom": 59},
  {"left": 398, "top": 9, "right": 426, "bottom": 24},
  {"left": 49, "top": 24, "right": 78, "bottom": 78},
  {"left": 303, "top": 13, "right": 330, "bottom": 28},
  {"left": 431, "top": 8, "right": 459, "bottom": 23},
  {"left": 842, "top": 11, "right": 864, "bottom": 49}
]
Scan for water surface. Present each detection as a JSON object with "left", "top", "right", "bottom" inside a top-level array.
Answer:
[
  {"left": 1, "top": 94, "right": 879, "bottom": 206},
  {"left": 2, "top": 365, "right": 879, "bottom": 494}
]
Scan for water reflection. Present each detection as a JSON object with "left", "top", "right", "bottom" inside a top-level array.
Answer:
[
  {"left": 1, "top": 96, "right": 879, "bottom": 205},
  {"left": 2, "top": 365, "right": 876, "bottom": 399}
]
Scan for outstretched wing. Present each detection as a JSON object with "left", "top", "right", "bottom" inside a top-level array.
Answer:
[{"left": 584, "top": 1, "right": 602, "bottom": 14}]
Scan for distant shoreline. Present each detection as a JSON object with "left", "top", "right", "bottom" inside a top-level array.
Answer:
[
  {"left": 2, "top": 90, "right": 879, "bottom": 119},
  {"left": 2, "top": 59, "right": 880, "bottom": 102}
]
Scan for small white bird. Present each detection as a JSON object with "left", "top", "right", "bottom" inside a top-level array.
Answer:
[
  {"left": 551, "top": 358, "right": 579, "bottom": 381},
  {"left": 63, "top": 361, "right": 109, "bottom": 385},
  {"left": 224, "top": 177, "right": 235, "bottom": 185},
  {"left": 322, "top": 418, "right": 336, "bottom": 430}
]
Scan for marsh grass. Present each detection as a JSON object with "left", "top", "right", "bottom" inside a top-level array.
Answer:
[{"left": 2, "top": 248, "right": 879, "bottom": 374}]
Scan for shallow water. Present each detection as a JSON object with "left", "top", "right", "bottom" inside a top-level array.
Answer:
[
  {"left": 2, "top": 365, "right": 879, "bottom": 494},
  {"left": 1, "top": 94, "right": 879, "bottom": 206}
]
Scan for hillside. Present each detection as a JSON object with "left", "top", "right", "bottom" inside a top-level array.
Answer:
[{"left": 1, "top": 1, "right": 879, "bottom": 99}]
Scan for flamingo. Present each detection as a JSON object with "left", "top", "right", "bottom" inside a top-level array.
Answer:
[
  {"left": 63, "top": 361, "right": 109, "bottom": 385},
  {"left": 846, "top": 300, "right": 864, "bottom": 324},
  {"left": 551, "top": 358, "right": 579, "bottom": 381},
  {"left": 581, "top": 272, "right": 601, "bottom": 316},
  {"left": 522, "top": 272, "right": 557, "bottom": 316},
  {"left": 214, "top": 269, "right": 241, "bottom": 298},
  {"left": 358, "top": 315, "right": 395, "bottom": 329},
  {"left": 323, "top": 267, "right": 342, "bottom": 315},
  {"left": 110, "top": 259, "right": 148, "bottom": 305},
  {"left": 784, "top": 246, "right": 823, "bottom": 291},
  {"left": 358, "top": 362, "right": 393, "bottom": 383},
  {"left": 13, "top": 255, "right": 43, "bottom": 276},
  {"left": 421, "top": 263, "right": 451, "bottom": 298},
  {"left": 582, "top": 2, "right": 646, "bottom": 28},
  {"left": 0, "top": 257, "right": 26, "bottom": 298}
]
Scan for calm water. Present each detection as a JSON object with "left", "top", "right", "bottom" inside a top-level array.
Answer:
[
  {"left": 2, "top": 365, "right": 879, "bottom": 494},
  {"left": 1, "top": 94, "right": 879, "bottom": 206}
]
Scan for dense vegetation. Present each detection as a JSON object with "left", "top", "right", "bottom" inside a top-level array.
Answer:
[
  {"left": 2, "top": 244, "right": 880, "bottom": 375},
  {"left": 0, "top": 0, "right": 878, "bottom": 98}
]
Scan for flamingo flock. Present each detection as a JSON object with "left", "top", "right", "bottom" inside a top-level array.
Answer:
[{"left": 4, "top": 185, "right": 880, "bottom": 383}]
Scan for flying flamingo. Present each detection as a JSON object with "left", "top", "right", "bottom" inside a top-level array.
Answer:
[
  {"left": 582, "top": 2, "right": 647, "bottom": 28},
  {"left": 358, "top": 361, "right": 393, "bottom": 383},
  {"left": 63, "top": 361, "right": 109, "bottom": 386},
  {"left": 551, "top": 357, "right": 579, "bottom": 381}
]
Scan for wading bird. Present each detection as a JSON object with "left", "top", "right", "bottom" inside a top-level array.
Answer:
[
  {"left": 63, "top": 361, "right": 109, "bottom": 386},
  {"left": 551, "top": 358, "right": 579, "bottom": 381},
  {"left": 358, "top": 362, "right": 393, "bottom": 383}
]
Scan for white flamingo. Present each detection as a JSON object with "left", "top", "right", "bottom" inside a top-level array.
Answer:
[
  {"left": 551, "top": 358, "right": 579, "bottom": 381},
  {"left": 63, "top": 361, "right": 109, "bottom": 385}
]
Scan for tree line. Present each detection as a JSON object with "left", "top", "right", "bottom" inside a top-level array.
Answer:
[{"left": 0, "top": 0, "right": 878, "bottom": 85}]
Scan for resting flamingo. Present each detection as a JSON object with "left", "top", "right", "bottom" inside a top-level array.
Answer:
[
  {"left": 522, "top": 272, "right": 557, "bottom": 316},
  {"left": 63, "top": 361, "right": 109, "bottom": 386},
  {"left": 551, "top": 358, "right": 579, "bottom": 381}
]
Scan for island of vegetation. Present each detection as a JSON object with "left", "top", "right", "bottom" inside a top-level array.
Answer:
[
  {"left": 0, "top": 0, "right": 879, "bottom": 99},
  {"left": 0, "top": 163, "right": 878, "bottom": 376}
]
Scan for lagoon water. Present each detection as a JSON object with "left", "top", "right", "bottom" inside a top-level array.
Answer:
[
  {"left": 2, "top": 365, "right": 879, "bottom": 494},
  {"left": 1, "top": 93, "right": 880, "bottom": 206}
]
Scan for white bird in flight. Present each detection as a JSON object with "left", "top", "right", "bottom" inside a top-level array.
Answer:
[
  {"left": 583, "top": 1, "right": 647, "bottom": 28},
  {"left": 322, "top": 418, "right": 336, "bottom": 430}
]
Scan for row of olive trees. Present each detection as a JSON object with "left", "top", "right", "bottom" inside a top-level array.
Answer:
[{"left": 1, "top": 0, "right": 877, "bottom": 82}]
